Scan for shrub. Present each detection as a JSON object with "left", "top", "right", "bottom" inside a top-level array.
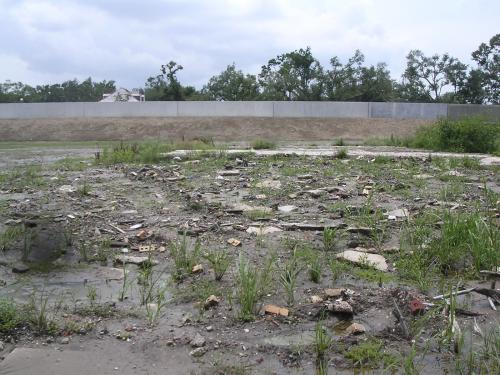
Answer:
[
  {"left": 251, "top": 139, "right": 276, "bottom": 150},
  {"left": 0, "top": 298, "right": 19, "bottom": 333},
  {"left": 411, "top": 117, "right": 500, "bottom": 154}
]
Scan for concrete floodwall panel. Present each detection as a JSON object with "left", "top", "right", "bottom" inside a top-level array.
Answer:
[
  {"left": 448, "top": 104, "right": 500, "bottom": 120},
  {"left": 83, "top": 102, "right": 178, "bottom": 117},
  {"left": 0, "top": 102, "right": 86, "bottom": 119},
  {"left": 370, "top": 102, "right": 447, "bottom": 119},
  {"left": 273, "top": 101, "right": 369, "bottom": 118},
  {"left": 177, "top": 101, "right": 273, "bottom": 117}
]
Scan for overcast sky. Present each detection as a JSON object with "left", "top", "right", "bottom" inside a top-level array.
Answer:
[{"left": 1, "top": 0, "right": 498, "bottom": 89}]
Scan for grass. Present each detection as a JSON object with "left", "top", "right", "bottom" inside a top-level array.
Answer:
[
  {"left": 0, "top": 298, "right": 20, "bottom": 334},
  {"left": 169, "top": 232, "right": 202, "bottom": 280},
  {"left": 236, "top": 253, "right": 275, "bottom": 321},
  {"left": 323, "top": 227, "right": 337, "bottom": 251},
  {"left": 345, "top": 338, "right": 398, "bottom": 370},
  {"left": 314, "top": 321, "right": 333, "bottom": 375},
  {"left": 335, "top": 148, "right": 348, "bottom": 159},
  {"left": 244, "top": 209, "right": 272, "bottom": 220},
  {"left": 203, "top": 248, "right": 231, "bottom": 281},
  {"left": 0, "top": 225, "right": 24, "bottom": 251},
  {"left": 251, "top": 139, "right": 276, "bottom": 150},
  {"left": 0, "top": 165, "right": 45, "bottom": 191},
  {"left": 455, "top": 324, "right": 500, "bottom": 374},
  {"left": 278, "top": 256, "right": 301, "bottom": 306},
  {"left": 411, "top": 117, "right": 500, "bottom": 154}
]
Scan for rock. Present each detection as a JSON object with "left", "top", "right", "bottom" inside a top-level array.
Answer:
[
  {"left": 129, "top": 223, "right": 143, "bottom": 230},
  {"left": 246, "top": 226, "right": 282, "bottom": 235},
  {"left": 310, "top": 295, "right": 324, "bottom": 303},
  {"left": 58, "top": 185, "right": 76, "bottom": 193},
  {"left": 345, "top": 226, "right": 372, "bottom": 236},
  {"left": 263, "top": 304, "right": 289, "bottom": 317},
  {"left": 190, "top": 347, "right": 207, "bottom": 357},
  {"left": 445, "top": 170, "right": 464, "bottom": 177},
  {"left": 324, "top": 288, "right": 344, "bottom": 298},
  {"left": 281, "top": 222, "right": 345, "bottom": 231},
  {"left": 136, "top": 229, "right": 153, "bottom": 241},
  {"left": 60, "top": 337, "right": 70, "bottom": 345},
  {"left": 336, "top": 250, "right": 388, "bottom": 271},
  {"left": 327, "top": 300, "right": 353, "bottom": 314},
  {"left": 191, "top": 264, "right": 204, "bottom": 274},
  {"left": 278, "top": 205, "right": 297, "bottom": 213},
  {"left": 227, "top": 238, "right": 242, "bottom": 247},
  {"left": 255, "top": 179, "right": 282, "bottom": 189},
  {"left": 345, "top": 322, "right": 366, "bottom": 335},
  {"left": 206, "top": 326, "right": 213, "bottom": 332},
  {"left": 306, "top": 189, "right": 325, "bottom": 198},
  {"left": 12, "top": 263, "right": 30, "bottom": 273},
  {"left": 190, "top": 333, "right": 206, "bottom": 348},
  {"left": 297, "top": 174, "right": 313, "bottom": 180},
  {"left": 217, "top": 170, "right": 240, "bottom": 176},
  {"left": 114, "top": 255, "right": 158, "bottom": 266},
  {"left": 204, "top": 295, "right": 220, "bottom": 309},
  {"left": 413, "top": 174, "right": 433, "bottom": 180},
  {"left": 385, "top": 208, "right": 409, "bottom": 219}
]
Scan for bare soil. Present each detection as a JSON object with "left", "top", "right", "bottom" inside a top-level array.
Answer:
[{"left": 0, "top": 144, "right": 498, "bottom": 374}]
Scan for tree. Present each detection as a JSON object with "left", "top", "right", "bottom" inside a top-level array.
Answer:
[
  {"left": 258, "top": 47, "right": 324, "bottom": 100},
  {"left": 324, "top": 50, "right": 364, "bottom": 101},
  {"left": 202, "top": 64, "right": 260, "bottom": 101},
  {"left": 401, "top": 50, "right": 464, "bottom": 102},
  {"left": 471, "top": 33, "right": 499, "bottom": 104},
  {"left": 145, "top": 61, "right": 201, "bottom": 101}
]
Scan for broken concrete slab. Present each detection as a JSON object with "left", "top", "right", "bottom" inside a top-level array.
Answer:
[
  {"left": 336, "top": 250, "right": 388, "bottom": 272},
  {"left": 255, "top": 179, "right": 282, "bottom": 189},
  {"left": 246, "top": 226, "right": 282, "bottom": 235},
  {"left": 217, "top": 170, "right": 240, "bottom": 176},
  {"left": 278, "top": 205, "right": 297, "bottom": 213},
  {"left": 114, "top": 255, "right": 158, "bottom": 266}
]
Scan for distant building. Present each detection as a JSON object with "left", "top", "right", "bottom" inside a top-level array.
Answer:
[{"left": 100, "top": 88, "right": 145, "bottom": 102}]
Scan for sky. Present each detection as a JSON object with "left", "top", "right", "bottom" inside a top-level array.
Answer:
[{"left": 0, "top": 0, "right": 498, "bottom": 89}]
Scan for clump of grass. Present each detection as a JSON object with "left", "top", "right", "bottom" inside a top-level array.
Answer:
[
  {"left": 0, "top": 165, "right": 44, "bottom": 191},
  {"left": 330, "top": 259, "right": 353, "bottom": 281},
  {"left": 345, "top": 338, "right": 398, "bottom": 370},
  {"left": 96, "top": 141, "right": 170, "bottom": 165},
  {"left": 245, "top": 209, "right": 272, "bottom": 221},
  {"left": 251, "top": 139, "right": 276, "bottom": 150},
  {"left": 335, "top": 138, "right": 345, "bottom": 146},
  {"left": 23, "top": 293, "right": 58, "bottom": 335},
  {"left": 335, "top": 148, "right": 348, "bottom": 159},
  {"left": 77, "top": 179, "right": 91, "bottom": 196},
  {"left": 314, "top": 321, "right": 333, "bottom": 375},
  {"left": 0, "top": 298, "right": 20, "bottom": 333},
  {"left": 203, "top": 248, "right": 231, "bottom": 281},
  {"left": 278, "top": 256, "right": 301, "bottom": 306},
  {"left": 455, "top": 324, "right": 500, "bottom": 374},
  {"left": 411, "top": 117, "right": 500, "bottom": 154},
  {"left": 323, "top": 227, "right": 337, "bottom": 251},
  {"left": 236, "top": 253, "right": 275, "bottom": 321},
  {"left": 170, "top": 232, "right": 201, "bottom": 280},
  {"left": 0, "top": 225, "right": 24, "bottom": 251}
]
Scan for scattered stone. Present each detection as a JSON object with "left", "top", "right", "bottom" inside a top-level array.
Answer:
[
  {"left": 190, "top": 347, "right": 207, "bottom": 357},
  {"left": 204, "top": 295, "right": 221, "bottom": 309},
  {"left": 60, "top": 337, "right": 70, "bottom": 345},
  {"left": 217, "top": 170, "right": 240, "bottom": 176},
  {"left": 324, "top": 288, "right": 344, "bottom": 298},
  {"left": 445, "top": 170, "right": 464, "bottom": 177},
  {"left": 255, "top": 179, "right": 282, "bottom": 189},
  {"left": 206, "top": 326, "right": 213, "bottom": 332},
  {"left": 327, "top": 300, "right": 353, "bottom": 314},
  {"left": 227, "top": 238, "right": 242, "bottom": 247},
  {"left": 264, "top": 304, "right": 289, "bottom": 317},
  {"left": 190, "top": 333, "right": 206, "bottom": 348},
  {"left": 345, "top": 226, "right": 373, "bottom": 236},
  {"left": 336, "top": 250, "right": 388, "bottom": 272},
  {"left": 255, "top": 194, "right": 267, "bottom": 199},
  {"left": 345, "top": 322, "right": 366, "bottom": 335},
  {"left": 136, "top": 229, "right": 153, "bottom": 241},
  {"left": 58, "top": 185, "right": 76, "bottom": 194},
  {"left": 385, "top": 208, "right": 409, "bottom": 219},
  {"left": 310, "top": 295, "right": 324, "bottom": 303},
  {"left": 12, "top": 263, "right": 30, "bottom": 273},
  {"left": 306, "top": 189, "right": 325, "bottom": 198},
  {"left": 246, "top": 226, "right": 282, "bottom": 235},
  {"left": 413, "top": 174, "right": 433, "bottom": 180},
  {"left": 191, "top": 264, "right": 204, "bottom": 274},
  {"left": 114, "top": 255, "right": 158, "bottom": 266},
  {"left": 297, "top": 174, "right": 313, "bottom": 180},
  {"left": 278, "top": 205, "right": 297, "bottom": 213},
  {"left": 129, "top": 223, "right": 143, "bottom": 230}
]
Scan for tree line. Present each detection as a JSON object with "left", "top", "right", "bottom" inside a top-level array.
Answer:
[{"left": 1, "top": 34, "right": 498, "bottom": 104}]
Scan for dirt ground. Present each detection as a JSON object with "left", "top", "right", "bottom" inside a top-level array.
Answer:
[
  {"left": 0, "top": 143, "right": 499, "bottom": 374},
  {"left": 0, "top": 117, "right": 431, "bottom": 142}
]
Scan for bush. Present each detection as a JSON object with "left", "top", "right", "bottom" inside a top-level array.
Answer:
[
  {"left": 0, "top": 298, "right": 19, "bottom": 333},
  {"left": 412, "top": 117, "right": 500, "bottom": 154},
  {"left": 251, "top": 139, "right": 276, "bottom": 150}
]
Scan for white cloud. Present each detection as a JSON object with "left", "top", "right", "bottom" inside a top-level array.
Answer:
[{"left": 0, "top": 0, "right": 498, "bottom": 88}]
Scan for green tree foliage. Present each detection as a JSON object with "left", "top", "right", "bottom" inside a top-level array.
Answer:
[
  {"left": 400, "top": 50, "right": 465, "bottom": 102},
  {"left": 145, "top": 61, "right": 201, "bottom": 101},
  {"left": 0, "top": 78, "right": 115, "bottom": 103},
  {"left": 202, "top": 64, "right": 260, "bottom": 101},
  {"left": 471, "top": 33, "right": 499, "bottom": 104},
  {"left": 258, "top": 47, "right": 324, "bottom": 100}
]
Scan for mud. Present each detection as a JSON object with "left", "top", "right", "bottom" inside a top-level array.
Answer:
[{"left": 0, "top": 144, "right": 499, "bottom": 374}]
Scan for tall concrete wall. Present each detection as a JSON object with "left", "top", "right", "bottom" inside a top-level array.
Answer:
[{"left": 1, "top": 101, "right": 497, "bottom": 120}]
